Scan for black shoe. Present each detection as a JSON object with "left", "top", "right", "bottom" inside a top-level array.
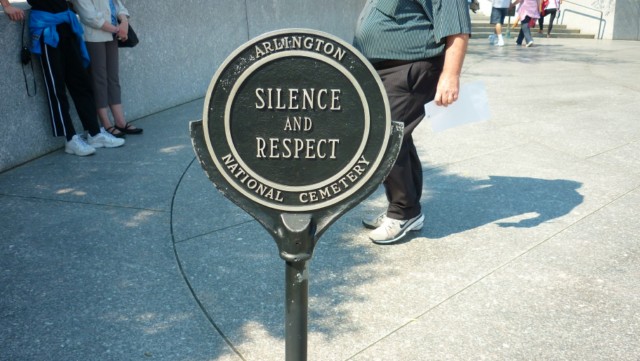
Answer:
[
  {"left": 115, "top": 122, "right": 143, "bottom": 134},
  {"left": 106, "top": 126, "right": 125, "bottom": 138}
]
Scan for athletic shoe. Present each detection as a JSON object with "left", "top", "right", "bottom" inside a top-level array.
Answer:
[
  {"left": 525, "top": 41, "right": 534, "bottom": 47},
  {"left": 362, "top": 211, "right": 387, "bottom": 230},
  {"left": 88, "top": 128, "right": 125, "bottom": 148},
  {"left": 488, "top": 34, "right": 496, "bottom": 45},
  {"left": 65, "top": 134, "right": 96, "bottom": 156},
  {"left": 369, "top": 213, "right": 424, "bottom": 244},
  {"left": 496, "top": 38, "right": 505, "bottom": 46}
]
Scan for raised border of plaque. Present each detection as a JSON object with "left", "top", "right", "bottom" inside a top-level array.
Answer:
[{"left": 201, "top": 29, "right": 391, "bottom": 213}]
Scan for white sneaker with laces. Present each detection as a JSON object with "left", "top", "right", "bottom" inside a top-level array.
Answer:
[
  {"left": 369, "top": 213, "right": 424, "bottom": 244},
  {"left": 525, "top": 41, "right": 534, "bottom": 47},
  {"left": 65, "top": 134, "right": 96, "bottom": 156},
  {"left": 88, "top": 127, "right": 125, "bottom": 148},
  {"left": 496, "top": 37, "right": 505, "bottom": 46},
  {"left": 362, "top": 211, "right": 387, "bottom": 230}
]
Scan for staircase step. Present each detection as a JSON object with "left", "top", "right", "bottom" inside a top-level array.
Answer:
[
  {"left": 469, "top": 13, "right": 595, "bottom": 39},
  {"left": 472, "top": 22, "right": 570, "bottom": 30},
  {"left": 471, "top": 32, "right": 596, "bottom": 39},
  {"left": 471, "top": 22, "right": 594, "bottom": 39}
]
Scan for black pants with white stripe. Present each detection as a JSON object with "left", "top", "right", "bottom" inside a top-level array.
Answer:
[
  {"left": 375, "top": 56, "right": 444, "bottom": 221},
  {"left": 39, "top": 25, "right": 99, "bottom": 141}
]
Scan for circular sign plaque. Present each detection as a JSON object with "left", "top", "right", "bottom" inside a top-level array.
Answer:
[{"left": 203, "top": 29, "right": 390, "bottom": 212}]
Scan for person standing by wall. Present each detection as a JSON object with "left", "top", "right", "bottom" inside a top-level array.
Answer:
[
  {"left": 354, "top": 0, "right": 471, "bottom": 244},
  {"left": 1, "top": 0, "right": 124, "bottom": 155},
  {"left": 71, "top": 0, "right": 142, "bottom": 138}
]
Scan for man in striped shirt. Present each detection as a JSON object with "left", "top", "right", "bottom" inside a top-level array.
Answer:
[{"left": 354, "top": 0, "right": 471, "bottom": 244}]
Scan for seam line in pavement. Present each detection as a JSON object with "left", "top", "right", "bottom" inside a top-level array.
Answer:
[
  {"left": 170, "top": 156, "right": 247, "bottom": 361},
  {"left": 173, "top": 219, "right": 256, "bottom": 244},
  {"left": 0, "top": 193, "right": 167, "bottom": 213}
]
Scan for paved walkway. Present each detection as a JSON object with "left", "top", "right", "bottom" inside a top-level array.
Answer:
[{"left": 1, "top": 38, "right": 640, "bottom": 361}]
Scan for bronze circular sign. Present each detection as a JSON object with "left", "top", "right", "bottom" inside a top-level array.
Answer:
[{"left": 203, "top": 29, "right": 390, "bottom": 212}]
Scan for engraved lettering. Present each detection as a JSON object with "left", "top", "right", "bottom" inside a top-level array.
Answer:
[
  {"left": 220, "top": 154, "right": 284, "bottom": 202},
  {"left": 256, "top": 137, "right": 266, "bottom": 157},
  {"left": 284, "top": 116, "right": 313, "bottom": 132},
  {"left": 292, "top": 36, "right": 302, "bottom": 49},
  {"left": 253, "top": 35, "right": 346, "bottom": 61},
  {"left": 275, "top": 88, "right": 286, "bottom": 110},
  {"left": 254, "top": 88, "right": 341, "bottom": 111},
  {"left": 255, "top": 137, "right": 339, "bottom": 159},
  {"left": 297, "top": 156, "right": 371, "bottom": 203},
  {"left": 303, "top": 37, "right": 314, "bottom": 50},
  {"left": 255, "top": 88, "right": 266, "bottom": 109},
  {"left": 261, "top": 41, "right": 274, "bottom": 55},
  {"left": 288, "top": 89, "right": 299, "bottom": 110}
]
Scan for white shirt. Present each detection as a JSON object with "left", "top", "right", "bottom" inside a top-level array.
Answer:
[
  {"left": 546, "top": 0, "right": 560, "bottom": 10},
  {"left": 492, "top": 0, "right": 512, "bottom": 8}
]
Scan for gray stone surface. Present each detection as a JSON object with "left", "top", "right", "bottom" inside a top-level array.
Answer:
[
  {"left": 0, "top": 0, "right": 367, "bottom": 172},
  {"left": 1, "top": 38, "right": 640, "bottom": 360}
]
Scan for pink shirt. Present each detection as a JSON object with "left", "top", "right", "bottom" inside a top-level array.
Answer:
[{"left": 518, "top": 0, "right": 541, "bottom": 19}]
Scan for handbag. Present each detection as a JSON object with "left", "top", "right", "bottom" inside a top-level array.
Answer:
[
  {"left": 541, "top": 0, "right": 549, "bottom": 16},
  {"left": 117, "top": 21, "right": 139, "bottom": 48},
  {"left": 470, "top": 0, "right": 480, "bottom": 12}
]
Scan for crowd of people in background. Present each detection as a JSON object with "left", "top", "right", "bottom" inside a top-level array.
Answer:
[{"left": 488, "top": 0, "right": 563, "bottom": 47}]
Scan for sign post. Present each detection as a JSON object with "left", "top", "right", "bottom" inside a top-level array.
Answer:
[{"left": 190, "top": 29, "right": 403, "bottom": 361}]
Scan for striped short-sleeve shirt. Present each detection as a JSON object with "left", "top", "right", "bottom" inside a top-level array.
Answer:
[{"left": 353, "top": 0, "right": 472, "bottom": 63}]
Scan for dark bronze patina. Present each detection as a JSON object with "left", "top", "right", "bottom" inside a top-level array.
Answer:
[{"left": 190, "top": 29, "right": 403, "bottom": 361}]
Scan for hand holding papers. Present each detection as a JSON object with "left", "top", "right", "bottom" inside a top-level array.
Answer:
[{"left": 424, "top": 81, "right": 491, "bottom": 133}]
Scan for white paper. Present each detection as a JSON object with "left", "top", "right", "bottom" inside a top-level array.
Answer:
[{"left": 424, "top": 81, "right": 491, "bottom": 133}]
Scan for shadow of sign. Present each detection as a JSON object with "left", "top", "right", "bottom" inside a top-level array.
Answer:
[{"left": 421, "top": 171, "right": 584, "bottom": 239}]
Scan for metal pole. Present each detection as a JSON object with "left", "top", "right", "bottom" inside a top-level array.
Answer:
[{"left": 285, "top": 260, "right": 308, "bottom": 361}]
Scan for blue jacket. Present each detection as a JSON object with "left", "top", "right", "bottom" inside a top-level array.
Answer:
[{"left": 29, "top": 9, "right": 90, "bottom": 67}]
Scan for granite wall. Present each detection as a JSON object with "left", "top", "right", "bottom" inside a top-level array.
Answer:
[{"left": 0, "top": 0, "right": 366, "bottom": 172}]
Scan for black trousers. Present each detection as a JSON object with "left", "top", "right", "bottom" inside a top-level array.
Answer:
[
  {"left": 538, "top": 9, "right": 558, "bottom": 34},
  {"left": 39, "top": 25, "right": 99, "bottom": 140},
  {"left": 376, "top": 56, "right": 443, "bottom": 220}
]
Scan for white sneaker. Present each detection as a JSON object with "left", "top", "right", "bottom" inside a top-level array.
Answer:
[
  {"left": 488, "top": 34, "right": 496, "bottom": 45},
  {"left": 65, "top": 134, "right": 96, "bottom": 156},
  {"left": 525, "top": 41, "right": 534, "bottom": 47},
  {"left": 369, "top": 213, "right": 424, "bottom": 244},
  {"left": 496, "top": 38, "right": 505, "bottom": 46},
  {"left": 88, "top": 127, "right": 125, "bottom": 148},
  {"left": 362, "top": 211, "right": 387, "bottom": 230}
]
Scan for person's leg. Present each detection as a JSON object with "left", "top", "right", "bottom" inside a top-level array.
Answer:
[
  {"left": 547, "top": 9, "right": 557, "bottom": 36},
  {"left": 39, "top": 38, "right": 77, "bottom": 140},
  {"left": 521, "top": 16, "right": 534, "bottom": 45},
  {"left": 378, "top": 58, "right": 442, "bottom": 221},
  {"left": 64, "top": 37, "right": 124, "bottom": 149},
  {"left": 538, "top": 13, "right": 545, "bottom": 33},
  {"left": 516, "top": 27, "right": 525, "bottom": 45},
  {"left": 62, "top": 35, "right": 100, "bottom": 137},
  {"left": 104, "top": 41, "right": 138, "bottom": 132},
  {"left": 86, "top": 41, "right": 115, "bottom": 132},
  {"left": 103, "top": 41, "right": 142, "bottom": 134},
  {"left": 496, "top": 9, "right": 507, "bottom": 46},
  {"left": 489, "top": 7, "right": 500, "bottom": 44}
]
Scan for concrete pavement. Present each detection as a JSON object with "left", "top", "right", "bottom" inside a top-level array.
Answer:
[{"left": 1, "top": 37, "right": 640, "bottom": 360}]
